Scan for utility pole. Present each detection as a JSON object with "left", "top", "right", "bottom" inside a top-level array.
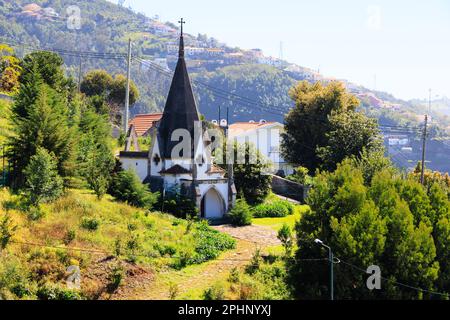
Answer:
[
  {"left": 2, "top": 145, "right": 5, "bottom": 187},
  {"left": 420, "top": 89, "right": 432, "bottom": 185},
  {"left": 315, "top": 239, "right": 334, "bottom": 300},
  {"left": 124, "top": 38, "right": 132, "bottom": 133},
  {"left": 77, "top": 55, "right": 83, "bottom": 92},
  {"left": 225, "top": 106, "right": 234, "bottom": 208}
]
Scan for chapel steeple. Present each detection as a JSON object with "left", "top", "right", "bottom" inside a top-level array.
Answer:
[{"left": 157, "top": 18, "right": 200, "bottom": 159}]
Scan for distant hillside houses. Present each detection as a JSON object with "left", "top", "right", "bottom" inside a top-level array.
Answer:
[
  {"left": 18, "top": 3, "right": 59, "bottom": 20},
  {"left": 147, "top": 20, "right": 177, "bottom": 36},
  {"left": 357, "top": 92, "right": 402, "bottom": 111}
]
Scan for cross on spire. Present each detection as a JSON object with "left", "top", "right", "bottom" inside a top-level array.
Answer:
[{"left": 178, "top": 18, "right": 186, "bottom": 37}]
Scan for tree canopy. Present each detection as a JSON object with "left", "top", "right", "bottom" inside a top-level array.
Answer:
[{"left": 282, "top": 81, "right": 383, "bottom": 172}]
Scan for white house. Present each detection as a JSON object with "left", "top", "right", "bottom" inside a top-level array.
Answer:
[
  {"left": 120, "top": 27, "right": 236, "bottom": 220},
  {"left": 228, "top": 121, "right": 294, "bottom": 176}
]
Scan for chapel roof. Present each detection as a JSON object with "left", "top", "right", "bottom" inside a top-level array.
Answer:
[{"left": 158, "top": 22, "right": 200, "bottom": 158}]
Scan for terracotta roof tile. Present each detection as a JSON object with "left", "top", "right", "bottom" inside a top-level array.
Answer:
[
  {"left": 206, "top": 165, "right": 226, "bottom": 174},
  {"left": 129, "top": 113, "right": 163, "bottom": 137}
]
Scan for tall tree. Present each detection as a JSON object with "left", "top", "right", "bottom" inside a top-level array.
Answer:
[
  {"left": 23, "top": 147, "right": 64, "bottom": 205},
  {"left": 0, "top": 44, "right": 21, "bottom": 94},
  {"left": 282, "top": 81, "right": 382, "bottom": 172},
  {"left": 8, "top": 52, "right": 76, "bottom": 188},
  {"left": 292, "top": 160, "right": 443, "bottom": 300}
]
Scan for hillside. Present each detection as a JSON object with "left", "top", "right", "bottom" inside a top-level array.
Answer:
[
  {"left": 1, "top": 0, "right": 450, "bottom": 174},
  {"left": 0, "top": 0, "right": 439, "bottom": 124},
  {"left": 0, "top": 188, "right": 237, "bottom": 299}
]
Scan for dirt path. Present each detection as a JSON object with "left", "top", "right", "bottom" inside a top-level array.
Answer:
[{"left": 117, "top": 224, "right": 280, "bottom": 300}]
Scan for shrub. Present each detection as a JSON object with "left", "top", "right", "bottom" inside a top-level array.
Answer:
[
  {"left": 191, "top": 221, "right": 236, "bottom": 264},
  {"left": 36, "top": 283, "right": 82, "bottom": 300},
  {"left": 168, "top": 282, "right": 179, "bottom": 300},
  {"left": 0, "top": 256, "right": 32, "bottom": 299},
  {"left": 160, "top": 191, "right": 198, "bottom": 219},
  {"left": 27, "top": 205, "right": 46, "bottom": 221},
  {"left": 229, "top": 199, "right": 252, "bottom": 226},
  {"left": 0, "top": 213, "right": 17, "bottom": 250},
  {"left": 253, "top": 200, "right": 294, "bottom": 218},
  {"left": 277, "top": 224, "right": 294, "bottom": 257},
  {"left": 64, "top": 230, "right": 76, "bottom": 245},
  {"left": 109, "top": 170, "right": 158, "bottom": 209},
  {"left": 203, "top": 283, "right": 226, "bottom": 300},
  {"left": 80, "top": 217, "right": 100, "bottom": 231},
  {"left": 228, "top": 267, "right": 241, "bottom": 284},
  {"left": 171, "top": 222, "right": 236, "bottom": 269},
  {"left": 23, "top": 147, "right": 64, "bottom": 206},
  {"left": 107, "top": 264, "right": 124, "bottom": 293}
]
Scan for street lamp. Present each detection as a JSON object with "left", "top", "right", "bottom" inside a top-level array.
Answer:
[{"left": 315, "top": 238, "right": 334, "bottom": 300}]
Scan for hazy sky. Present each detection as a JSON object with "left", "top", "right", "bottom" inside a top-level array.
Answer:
[{"left": 115, "top": 0, "right": 450, "bottom": 100}]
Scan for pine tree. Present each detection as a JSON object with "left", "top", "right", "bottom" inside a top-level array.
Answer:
[{"left": 23, "top": 147, "right": 63, "bottom": 205}]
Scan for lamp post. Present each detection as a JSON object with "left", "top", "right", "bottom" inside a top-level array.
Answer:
[{"left": 315, "top": 239, "right": 334, "bottom": 300}]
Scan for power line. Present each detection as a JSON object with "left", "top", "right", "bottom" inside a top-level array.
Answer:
[{"left": 337, "top": 258, "right": 449, "bottom": 298}]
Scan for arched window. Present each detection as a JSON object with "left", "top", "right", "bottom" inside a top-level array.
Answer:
[{"left": 153, "top": 154, "right": 161, "bottom": 166}]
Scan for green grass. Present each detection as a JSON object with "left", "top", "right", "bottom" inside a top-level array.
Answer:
[
  {"left": 0, "top": 188, "right": 236, "bottom": 300},
  {"left": 253, "top": 205, "right": 309, "bottom": 231}
]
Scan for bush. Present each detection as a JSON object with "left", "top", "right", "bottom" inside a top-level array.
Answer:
[
  {"left": 203, "top": 283, "right": 226, "bottom": 300},
  {"left": 0, "top": 213, "right": 17, "bottom": 250},
  {"left": 191, "top": 221, "right": 236, "bottom": 263},
  {"left": 110, "top": 170, "right": 158, "bottom": 209},
  {"left": 27, "top": 205, "right": 46, "bottom": 221},
  {"left": 160, "top": 191, "right": 198, "bottom": 219},
  {"left": 253, "top": 200, "right": 294, "bottom": 218},
  {"left": 277, "top": 224, "right": 294, "bottom": 257},
  {"left": 80, "top": 217, "right": 100, "bottom": 231},
  {"left": 107, "top": 264, "right": 124, "bottom": 293},
  {"left": 36, "top": 283, "right": 82, "bottom": 300},
  {"left": 229, "top": 199, "right": 252, "bottom": 226},
  {"left": 171, "top": 221, "right": 236, "bottom": 269}
]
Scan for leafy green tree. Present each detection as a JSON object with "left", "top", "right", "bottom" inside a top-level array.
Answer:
[
  {"left": 435, "top": 215, "right": 450, "bottom": 292},
  {"left": 80, "top": 70, "right": 139, "bottom": 125},
  {"left": 110, "top": 170, "right": 158, "bottom": 208},
  {"left": 0, "top": 213, "right": 17, "bottom": 251},
  {"left": 0, "top": 44, "right": 21, "bottom": 94},
  {"left": 23, "top": 147, "right": 64, "bottom": 205},
  {"left": 317, "top": 111, "right": 383, "bottom": 171},
  {"left": 20, "top": 51, "right": 67, "bottom": 91},
  {"left": 282, "top": 81, "right": 382, "bottom": 172},
  {"left": 229, "top": 142, "right": 272, "bottom": 205},
  {"left": 77, "top": 107, "right": 115, "bottom": 199},
  {"left": 9, "top": 81, "right": 76, "bottom": 188},
  {"left": 85, "top": 145, "right": 114, "bottom": 199},
  {"left": 292, "top": 160, "right": 444, "bottom": 300},
  {"left": 80, "top": 69, "right": 113, "bottom": 97},
  {"left": 229, "top": 198, "right": 252, "bottom": 226}
]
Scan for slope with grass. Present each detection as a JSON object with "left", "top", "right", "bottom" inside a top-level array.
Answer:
[{"left": 0, "top": 188, "right": 236, "bottom": 300}]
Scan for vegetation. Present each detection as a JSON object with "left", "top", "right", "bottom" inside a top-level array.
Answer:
[
  {"left": 8, "top": 51, "right": 77, "bottom": 188},
  {"left": 0, "top": 189, "right": 236, "bottom": 300},
  {"left": 220, "top": 142, "right": 272, "bottom": 205},
  {"left": 80, "top": 70, "right": 139, "bottom": 125},
  {"left": 0, "top": 44, "right": 21, "bottom": 94},
  {"left": 23, "top": 147, "right": 63, "bottom": 206},
  {"left": 229, "top": 199, "right": 252, "bottom": 226},
  {"left": 109, "top": 170, "right": 158, "bottom": 209},
  {"left": 282, "top": 81, "right": 383, "bottom": 172},
  {"left": 253, "top": 200, "right": 294, "bottom": 218},
  {"left": 291, "top": 157, "right": 450, "bottom": 299}
]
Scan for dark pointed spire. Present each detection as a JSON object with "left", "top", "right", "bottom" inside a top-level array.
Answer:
[
  {"left": 158, "top": 18, "right": 200, "bottom": 159},
  {"left": 178, "top": 18, "right": 185, "bottom": 58}
]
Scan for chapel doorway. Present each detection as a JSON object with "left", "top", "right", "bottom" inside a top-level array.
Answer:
[{"left": 201, "top": 188, "right": 225, "bottom": 219}]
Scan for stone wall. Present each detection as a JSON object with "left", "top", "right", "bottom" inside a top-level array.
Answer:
[{"left": 270, "top": 175, "right": 309, "bottom": 203}]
